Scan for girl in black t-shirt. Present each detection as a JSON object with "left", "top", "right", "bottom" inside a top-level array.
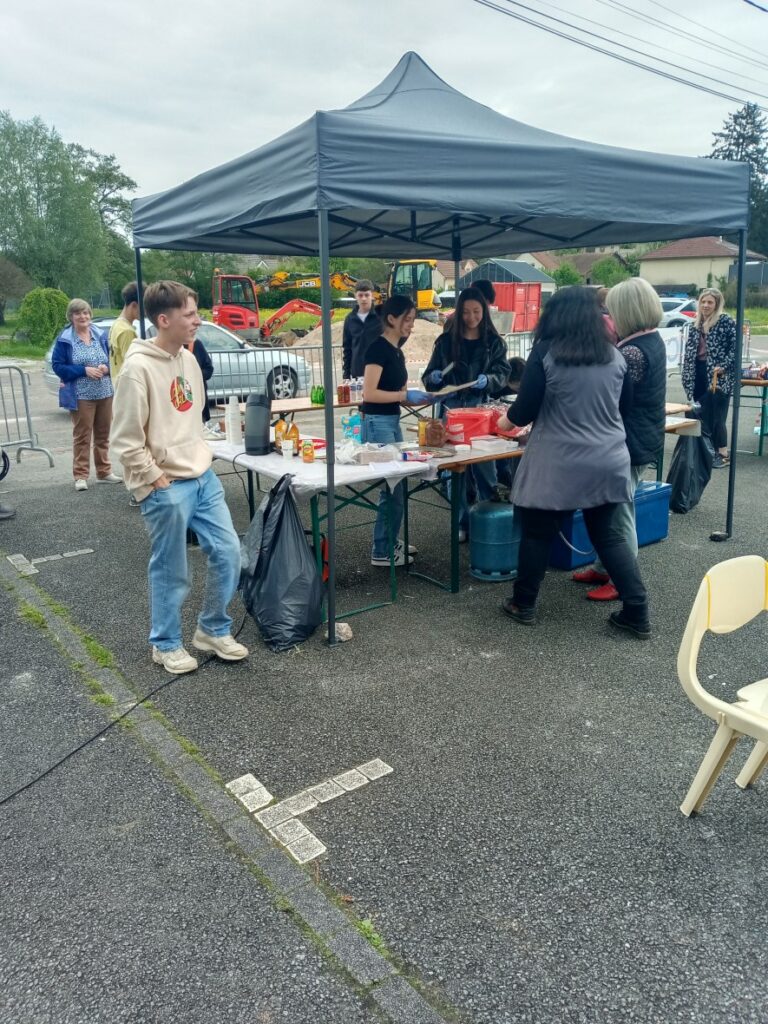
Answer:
[{"left": 362, "top": 294, "right": 416, "bottom": 567}]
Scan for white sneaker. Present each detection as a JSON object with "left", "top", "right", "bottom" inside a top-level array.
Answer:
[
  {"left": 152, "top": 646, "right": 199, "bottom": 675},
  {"left": 371, "top": 540, "right": 414, "bottom": 567},
  {"left": 192, "top": 628, "right": 249, "bottom": 661},
  {"left": 96, "top": 473, "right": 122, "bottom": 483},
  {"left": 74, "top": 479, "right": 88, "bottom": 492}
]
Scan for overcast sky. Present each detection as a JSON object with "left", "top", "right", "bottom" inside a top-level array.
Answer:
[{"left": 2, "top": 0, "right": 766, "bottom": 209}]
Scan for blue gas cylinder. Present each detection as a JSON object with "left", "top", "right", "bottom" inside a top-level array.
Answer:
[{"left": 469, "top": 501, "right": 521, "bottom": 582}]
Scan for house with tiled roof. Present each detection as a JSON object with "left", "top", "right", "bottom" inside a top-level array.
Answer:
[
  {"left": 639, "top": 236, "right": 766, "bottom": 293},
  {"left": 433, "top": 259, "right": 477, "bottom": 290},
  {"left": 514, "top": 249, "right": 630, "bottom": 282}
]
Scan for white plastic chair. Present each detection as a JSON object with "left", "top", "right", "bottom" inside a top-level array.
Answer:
[{"left": 677, "top": 555, "right": 768, "bottom": 817}]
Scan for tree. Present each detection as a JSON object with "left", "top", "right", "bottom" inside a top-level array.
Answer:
[
  {"left": 0, "top": 255, "right": 32, "bottom": 325},
  {"left": 68, "top": 144, "right": 137, "bottom": 232},
  {"left": 552, "top": 262, "right": 583, "bottom": 287},
  {"left": 138, "top": 250, "right": 239, "bottom": 309},
  {"left": 16, "top": 287, "right": 69, "bottom": 346},
  {"left": 0, "top": 112, "right": 106, "bottom": 295},
  {"left": 709, "top": 102, "right": 768, "bottom": 255},
  {"left": 590, "top": 256, "right": 631, "bottom": 287}
]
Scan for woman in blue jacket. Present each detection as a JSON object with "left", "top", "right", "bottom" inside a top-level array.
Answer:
[{"left": 51, "top": 299, "right": 121, "bottom": 491}]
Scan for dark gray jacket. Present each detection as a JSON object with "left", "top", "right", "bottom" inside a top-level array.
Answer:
[
  {"left": 342, "top": 306, "right": 381, "bottom": 378},
  {"left": 509, "top": 342, "right": 633, "bottom": 510}
]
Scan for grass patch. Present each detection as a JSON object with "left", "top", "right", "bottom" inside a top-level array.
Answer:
[
  {"left": 82, "top": 635, "right": 114, "bottom": 668},
  {"left": 356, "top": 918, "right": 389, "bottom": 954},
  {"left": 19, "top": 601, "right": 47, "bottom": 629}
]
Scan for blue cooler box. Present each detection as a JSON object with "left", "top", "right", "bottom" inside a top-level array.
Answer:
[{"left": 549, "top": 482, "right": 671, "bottom": 570}]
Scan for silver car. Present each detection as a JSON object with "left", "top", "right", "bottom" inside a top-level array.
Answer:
[{"left": 43, "top": 319, "right": 311, "bottom": 402}]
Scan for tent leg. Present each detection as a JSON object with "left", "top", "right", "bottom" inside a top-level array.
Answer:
[
  {"left": 134, "top": 248, "right": 146, "bottom": 339},
  {"left": 317, "top": 210, "right": 338, "bottom": 645},
  {"left": 452, "top": 216, "right": 462, "bottom": 296},
  {"left": 710, "top": 228, "right": 746, "bottom": 543}
]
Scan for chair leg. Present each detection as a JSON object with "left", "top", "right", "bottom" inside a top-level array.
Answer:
[
  {"left": 680, "top": 722, "right": 739, "bottom": 817},
  {"left": 735, "top": 741, "right": 768, "bottom": 790}
]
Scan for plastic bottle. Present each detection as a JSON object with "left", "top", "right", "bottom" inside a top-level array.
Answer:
[
  {"left": 274, "top": 417, "right": 287, "bottom": 450},
  {"left": 285, "top": 422, "right": 300, "bottom": 454},
  {"left": 225, "top": 395, "right": 242, "bottom": 444}
]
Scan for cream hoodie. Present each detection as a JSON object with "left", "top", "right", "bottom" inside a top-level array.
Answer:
[{"left": 111, "top": 340, "right": 212, "bottom": 502}]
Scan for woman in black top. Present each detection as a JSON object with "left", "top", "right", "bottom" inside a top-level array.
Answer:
[
  {"left": 362, "top": 294, "right": 416, "bottom": 567},
  {"left": 422, "top": 287, "right": 510, "bottom": 537}
]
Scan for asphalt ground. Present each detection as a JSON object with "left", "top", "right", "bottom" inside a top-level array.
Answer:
[{"left": 1, "top": 359, "right": 767, "bottom": 1023}]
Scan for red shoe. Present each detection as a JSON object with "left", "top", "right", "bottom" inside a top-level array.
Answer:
[
  {"left": 572, "top": 568, "right": 609, "bottom": 584},
  {"left": 587, "top": 582, "right": 620, "bottom": 602}
]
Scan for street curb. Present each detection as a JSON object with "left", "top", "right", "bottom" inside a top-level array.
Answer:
[{"left": 1, "top": 559, "right": 455, "bottom": 1024}]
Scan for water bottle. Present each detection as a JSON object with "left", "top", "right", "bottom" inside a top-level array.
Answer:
[{"left": 225, "top": 395, "right": 242, "bottom": 443}]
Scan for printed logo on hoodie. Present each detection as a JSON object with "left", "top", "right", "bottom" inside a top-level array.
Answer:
[{"left": 170, "top": 376, "right": 194, "bottom": 412}]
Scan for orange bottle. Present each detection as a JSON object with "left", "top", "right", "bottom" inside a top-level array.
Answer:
[
  {"left": 274, "top": 417, "right": 287, "bottom": 450},
  {"left": 285, "top": 422, "right": 300, "bottom": 454}
]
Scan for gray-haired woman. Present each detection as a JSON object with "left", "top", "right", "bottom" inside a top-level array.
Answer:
[
  {"left": 51, "top": 299, "right": 121, "bottom": 490},
  {"left": 681, "top": 287, "right": 737, "bottom": 468}
]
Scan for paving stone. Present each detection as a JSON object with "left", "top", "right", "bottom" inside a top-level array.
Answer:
[
  {"left": 357, "top": 758, "right": 394, "bottom": 780},
  {"left": 303, "top": 780, "right": 346, "bottom": 803},
  {"left": 277, "top": 792, "right": 318, "bottom": 816},
  {"left": 225, "top": 773, "right": 262, "bottom": 796},
  {"left": 269, "top": 819, "right": 311, "bottom": 845},
  {"left": 286, "top": 833, "right": 327, "bottom": 864},
  {"left": 333, "top": 769, "right": 369, "bottom": 792},
  {"left": 255, "top": 804, "right": 294, "bottom": 829},
  {"left": 238, "top": 786, "right": 272, "bottom": 813}
]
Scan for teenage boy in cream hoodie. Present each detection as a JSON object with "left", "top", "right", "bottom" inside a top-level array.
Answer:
[{"left": 111, "top": 281, "right": 248, "bottom": 675}]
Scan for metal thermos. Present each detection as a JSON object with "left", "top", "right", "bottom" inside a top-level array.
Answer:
[{"left": 244, "top": 394, "right": 271, "bottom": 455}]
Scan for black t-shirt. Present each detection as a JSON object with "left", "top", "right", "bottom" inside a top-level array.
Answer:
[{"left": 361, "top": 337, "right": 407, "bottom": 417}]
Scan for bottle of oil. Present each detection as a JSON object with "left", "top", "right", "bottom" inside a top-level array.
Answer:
[
  {"left": 285, "top": 422, "right": 300, "bottom": 454},
  {"left": 274, "top": 417, "right": 287, "bottom": 450}
]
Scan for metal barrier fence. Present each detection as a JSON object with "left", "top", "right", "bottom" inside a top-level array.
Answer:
[{"left": 0, "top": 364, "right": 54, "bottom": 465}]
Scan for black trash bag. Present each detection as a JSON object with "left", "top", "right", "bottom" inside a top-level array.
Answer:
[
  {"left": 240, "top": 474, "right": 324, "bottom": 651},
  {"left": 666, "top": 432, "right": 715, "bottom": 514}
]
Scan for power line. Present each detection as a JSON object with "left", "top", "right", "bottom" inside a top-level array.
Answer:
[
  {"left": 535, "top": 0, "right": 768, "bottom": 87},
  {"left": 470, "top": 0, "right": 768, "bottom": 111},
  {"left": 596, "top": 0, "right": 768, "bottom": 73},
  {"left": 742, "top": 0, "right": 768, "bottom": 12},
  {"left": 486, "top": 0, "right": 768, "bottom": 100}
]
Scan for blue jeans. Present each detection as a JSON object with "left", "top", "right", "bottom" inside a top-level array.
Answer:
[
  {"left": 140, "top": 468, "right": 241, "bottom": 650},
  {"left": 362, "top": 413, "right": 403, "bottom": 559}
]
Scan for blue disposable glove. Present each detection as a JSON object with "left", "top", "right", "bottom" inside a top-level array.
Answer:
[
  {"left": 406, "top": 388, "right": 431, "bottom": 405},
  {"left": 426, "top": 370, "right": 444, "bottom": 388},
  {"left": 473, "top": 373, "right": 488, "bottom": 390}
]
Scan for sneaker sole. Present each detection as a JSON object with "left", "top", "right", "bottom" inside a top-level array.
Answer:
[
  {"left": 151, "top": 652, "right": 198, "bottom": 674},
  {"left": 501, "top": 603, "right": 535, "bottom": 625},
  {"left": 608, "top": 617, "right": 651, "bottom": 640},
  {"left": 192, "top": 636, "right": 249, "bottom": 661}
]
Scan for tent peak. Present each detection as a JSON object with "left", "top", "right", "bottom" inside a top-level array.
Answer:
[{"left": 341, "top": 51, "right": 458, "bottom": 112}]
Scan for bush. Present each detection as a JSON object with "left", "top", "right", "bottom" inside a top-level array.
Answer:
[{"left": 15, "top": 287, "right": 69, "bottom": 346}]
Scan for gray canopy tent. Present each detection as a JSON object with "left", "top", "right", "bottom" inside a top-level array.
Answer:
[{"left": 132, "top": 51, "right": 750, "bottom": 641}]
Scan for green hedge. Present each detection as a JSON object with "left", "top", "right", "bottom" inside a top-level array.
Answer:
[{"left": 16, "top": 288, "right": 70, "bottom": 347}]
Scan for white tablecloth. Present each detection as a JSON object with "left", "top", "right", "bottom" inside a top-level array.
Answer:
[{"left": 210, "top": 441, "right": 437, "bottom": 498}]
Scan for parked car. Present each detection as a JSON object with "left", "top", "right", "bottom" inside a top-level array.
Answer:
[
  {"left": 43, "top": 319, "right": 311, "bottom": 402},
  {"left": 659, "top": 298, "right": 697, "bottom": 328}
]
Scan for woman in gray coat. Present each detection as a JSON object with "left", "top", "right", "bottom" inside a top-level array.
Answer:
[{"left": 497, "top": 287, "right": 650, "bottom": 638}]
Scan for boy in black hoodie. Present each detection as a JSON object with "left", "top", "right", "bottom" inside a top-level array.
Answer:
[{"left": 342, "top": 280, "right": 381, "bottom": 379}]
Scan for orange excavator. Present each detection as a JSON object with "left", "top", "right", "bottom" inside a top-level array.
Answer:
[{"left": 212, "top": 260, "right": 439, "bottom": 343}]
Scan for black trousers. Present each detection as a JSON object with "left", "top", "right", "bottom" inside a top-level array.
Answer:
[
  {"left": 513, "top": 504, "right": 649, "bottom": 622},
  {"left": 694, "top": 360, "right": 730, "bottom": 451}
]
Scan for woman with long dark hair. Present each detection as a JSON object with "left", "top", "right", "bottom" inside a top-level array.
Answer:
[
  {"left": 422, "top": 286, "right": 510, "bottom": 536},
  {"left": 681, "top": 287, "right": 736, "bottom": 468},
  {"left": 362, "top": 294, "right": 417, "bottom": 567},
  {"left": 497, "top": 286, "right": 650, "bottom": 637}
]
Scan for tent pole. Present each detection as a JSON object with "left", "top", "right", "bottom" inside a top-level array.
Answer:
[
  {"left": 134, "top": 248, "right": 146, "bottom": 339},
  {"left": 710, "top": 228, "right": 746, "bottom": 543},
  {"left": 318, "top": 210, "right": 338, "bottom": 642},
  {"left": 452, "top": 216, "right": 462, "bottom": 299}
]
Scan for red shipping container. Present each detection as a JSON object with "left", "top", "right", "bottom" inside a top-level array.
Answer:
[{"left": 493, "top": 282, "right": 541, "bottom": 332}]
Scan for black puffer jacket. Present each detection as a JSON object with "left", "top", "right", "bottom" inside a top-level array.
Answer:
[
  {"left": 422, "top": 331, "right": 510, "bottom": 409},
  {"left": 682, "top": 313, "right": 737, "bottom": 398},
  {"left": 342, "top": 306, "right": 381, "bottom": 378}
]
